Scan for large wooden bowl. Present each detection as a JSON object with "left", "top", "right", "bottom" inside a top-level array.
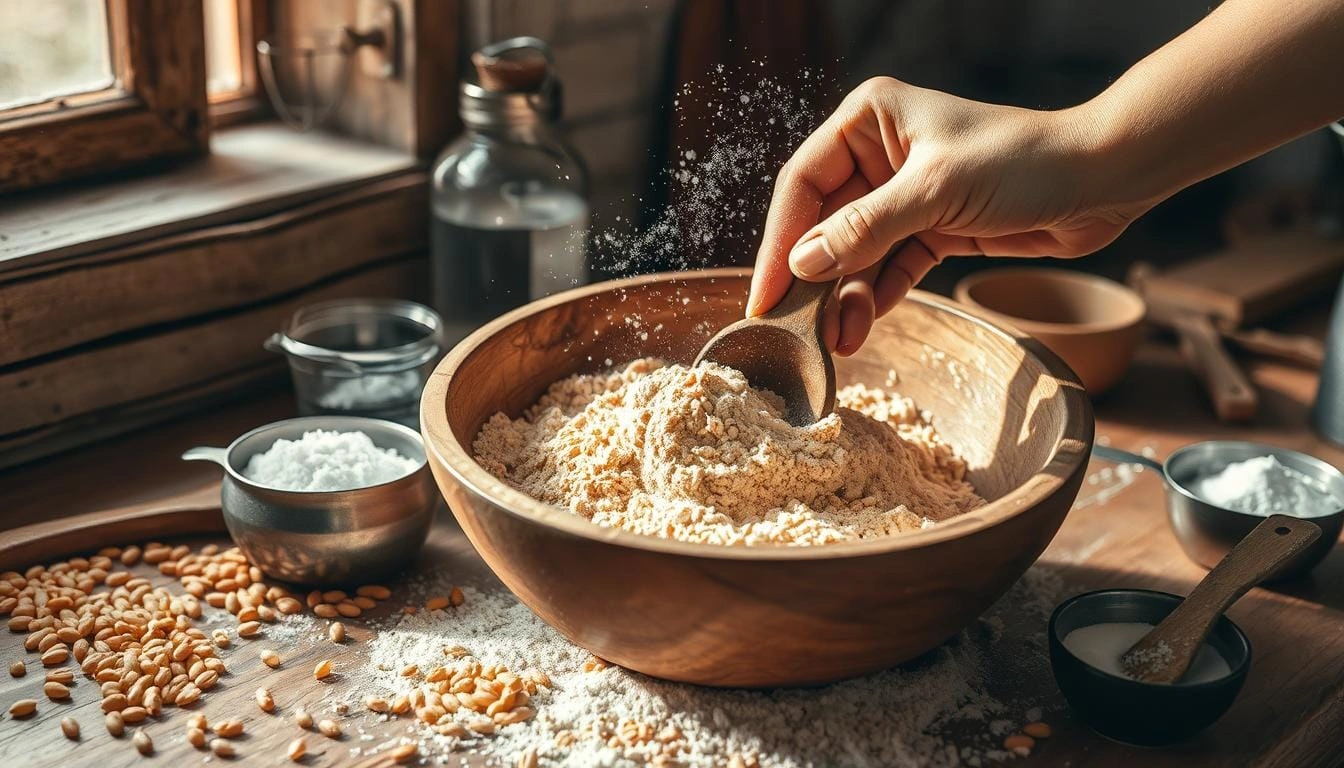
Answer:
[{"left": 421, "top": 269, "right": 1093, "bottom": 687}]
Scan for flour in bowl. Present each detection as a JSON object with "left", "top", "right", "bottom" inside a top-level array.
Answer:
[{"left": 472, "top": 358, "right": 984, "bottom": 545}]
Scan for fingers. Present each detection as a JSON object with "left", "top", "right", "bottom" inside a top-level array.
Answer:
[
  {"left": 873, "top": 235, "right": 941, "bottom": 317},
  {"left": 746, "top": 113, "right": 860, "bottom": 318},
  {"left": 748, "top": 174, "right": 873, "bottom": 319},
  {"left": 835, "top": 265, "right": 879, "bottom": 356},
  {"left": 821, "top": 295, "right": 841, "bottom": 353},
  {"left": 827, "top": 236, "right": 939, "bottom": 357},
  {"left": 788, "top": 166, "right": 939, "bottom": 283}
]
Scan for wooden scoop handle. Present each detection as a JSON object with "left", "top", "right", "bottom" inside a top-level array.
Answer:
[
  {"left": 1122, "top": 514, "right": 1321, "bottom": 683},
  {"left": 766, "top": 278, "right": 838, "bottom": 336}
]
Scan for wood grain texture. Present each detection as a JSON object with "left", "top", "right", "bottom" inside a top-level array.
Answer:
[
  {"left": 0, "top": 486, "right": 222, "bottom": 572},
  {"left": 0, "top": 504, "right": 483, "bottom": 768},
  {"left": 0, "top": 173, "right": 427, "bottom": 366},
  {"left": 0, "top": 258, "right": 428, "bottom": 468},
  {"left": 1121, "top": 515, "right": 1320, "bottom": 683},
  {"left": 1133, "top": 233, "right": 1344, "bottom": 329},
  {"left": 0, "top": 0, "right": 208, "bottom": 194},
  {"left": 1169, "top": 311, "right": 1260, "bottom": 422},
  {"left": 695, "top": 277, "right": 838, "bottom": 425},
  {"left": 0, "top": 321, "right": 1342, "bottom": 765},
  {"left": 421, "top": 269, "right": 1094, "bottom": 687},
  {"left": 0, "top": 124, "right": 420, "bottom": 275},
  {"left": 410, "top": 0, "right": 461, "bottom": 157}
]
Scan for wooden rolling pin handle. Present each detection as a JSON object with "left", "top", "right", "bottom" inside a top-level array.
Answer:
[{"left": 1170, "top": 312, "right": 1258, "bottom": 422}]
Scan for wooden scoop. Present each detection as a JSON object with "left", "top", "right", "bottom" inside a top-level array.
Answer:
[
  {"left": 1121, "top": 514, "right": 1321, "bottom": 683},
  {"left": 694, "top": 278, "right": 839, "bottom": 425}
]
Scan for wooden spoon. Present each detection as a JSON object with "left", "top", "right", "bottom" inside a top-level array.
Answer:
[
  {"left": 694, "top": 278, "right": 839, "bottom": 425},
  {"left": 1121, "top": 514, "right": 1321, "bottom": 683}
]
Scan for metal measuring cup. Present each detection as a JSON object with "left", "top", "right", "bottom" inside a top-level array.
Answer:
[{"left": 1092, "top": 441, "right": 1344, "bottom": 579}]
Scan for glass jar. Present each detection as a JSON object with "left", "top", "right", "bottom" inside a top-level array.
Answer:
[
  {"left": 264, "top": 299, "right": 443, "bottom": 429},
  {"left": 430, "top": 36, "right": 590, "bottom": 347}
]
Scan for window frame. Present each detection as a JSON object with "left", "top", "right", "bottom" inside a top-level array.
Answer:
[
  {"left": 0, "top": 0, "right": 208, "bottom": 195},
  {"left": 207, "top": 0, "right": 272, "bottom": 127}
]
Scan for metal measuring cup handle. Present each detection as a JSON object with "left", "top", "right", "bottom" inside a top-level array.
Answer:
[
  {"left": 182, "top": 446, "right": 229, "bottom": 467},
  {"left": 263, "top": 333, "right": 365, "bottom": 374},
  {"left": 1091, "top": 444, "right": 1164, "bottom": 472}
]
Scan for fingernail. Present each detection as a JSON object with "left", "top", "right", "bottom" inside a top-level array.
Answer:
[{"left": 790, "top": 238, "right": 836, "bottom": 277}]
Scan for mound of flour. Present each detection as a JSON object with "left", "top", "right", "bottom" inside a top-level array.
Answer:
[
  {"left": 472, "top": 359, "right": 983, "bottom": 545},
  {"left": 243, "top": 429, "right": 419, "bottom": 491}
]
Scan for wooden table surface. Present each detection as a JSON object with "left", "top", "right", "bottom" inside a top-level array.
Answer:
[{"left": 0, "top": 332, "right": 1341, "bottom": 767}]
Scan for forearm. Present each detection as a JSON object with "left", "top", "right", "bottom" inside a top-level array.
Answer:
[{"left": 1078, "top": 0, "right": 1344, "bottom": 208}]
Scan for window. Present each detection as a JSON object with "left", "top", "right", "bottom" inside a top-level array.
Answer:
[
  {"left": 0, "top": 1, "right": 250, "bottom": 194},
  {"left": 0, "top": 0, "right": 114, "bottom": 111},
  {"left": 205, "top": 0, "right": 269, "bottom": 125}
]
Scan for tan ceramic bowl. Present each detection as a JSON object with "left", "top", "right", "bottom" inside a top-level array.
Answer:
[
  {"left": 955, "top": 268, "right": 1146, "bottom": 395},
  {"left": 421, "top": 269, "right": 1092, "bottom": 687}
]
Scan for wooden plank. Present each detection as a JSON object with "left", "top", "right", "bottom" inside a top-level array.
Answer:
[
  {"left": 0, "top": 173, "right": 427, "bottom": 366},
  {"left": 1134, "top": 233, "right": 1344, "bottom": 328},
  {"left": 0, "top": 486, "right": 222, "bottom": 571},
  {"left": 0, "top": 124, "right": 420, "bottom": 274},
  {"left": 0, "top": 364, "right": 285, "bottom": 472},
  {"left": 0, "top": 257, "right": 428, "bottom": 456},
  {"left": 0, "top": 510, "right": 486, "bottom": 768}
]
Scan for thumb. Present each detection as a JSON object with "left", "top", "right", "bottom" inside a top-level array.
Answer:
[{"left": 788, "top": 171, "right": 937, "bottom": 280}]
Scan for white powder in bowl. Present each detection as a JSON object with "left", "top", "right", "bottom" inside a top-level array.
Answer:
[
  {"left": 242, "top": 429, "right": 420, "bottom": 491},
  {"left": 1188, "top": 455, "right": 1341, "bottom": 518}
]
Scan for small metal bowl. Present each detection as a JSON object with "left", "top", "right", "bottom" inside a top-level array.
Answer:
[
  {"left": 183, "top": 416, "right": 436, "bottom": 584},
  {"left": 1049, "top": 589, "right": 1251, "bottom": 746},
  {"left": 1095, "top": 441, "right": 1344, "bottom": 579}
]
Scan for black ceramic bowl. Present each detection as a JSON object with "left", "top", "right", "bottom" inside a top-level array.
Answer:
[{"left": 1049, "top": 589, "right": 1251, "bottom": 746}]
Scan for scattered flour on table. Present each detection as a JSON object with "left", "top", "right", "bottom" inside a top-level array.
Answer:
[
  {"left": 1188, "top": 454, "right": 1341, "bottom": 518},
  {"left": 472, "top": 359, "right": 984, "bottom": 546},
  {"left": 349, "top": 567, "right": 1063, "bottom": 767},
  {"left": 242, "top": 429, "right": 420, "bottom": 491}
]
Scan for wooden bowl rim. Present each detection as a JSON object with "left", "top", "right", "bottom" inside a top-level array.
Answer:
[
  {"left": 954, "top": 267, "right": 1147, "bottom": 336},
  {"left": 421, "top": 268, "right": 1093, "bottom": 561}
]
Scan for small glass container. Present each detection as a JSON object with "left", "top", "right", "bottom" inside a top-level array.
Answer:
[{"left": 265, "top": 299, "right": 443, "bottom": 428}]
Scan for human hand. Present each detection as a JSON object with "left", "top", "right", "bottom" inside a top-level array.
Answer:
[{"left": 746, "top": 77, "right": 1152, "bottom": 355}]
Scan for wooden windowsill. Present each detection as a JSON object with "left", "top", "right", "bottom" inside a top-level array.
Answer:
[
  {"left": 0, "top": 122, "right": 431, "bottom": 470},
  {"left": 0, "top": 122, "right": 422, "bottom": 278}
]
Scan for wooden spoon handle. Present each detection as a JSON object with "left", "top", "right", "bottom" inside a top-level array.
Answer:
[
  {"left": 767, "top": 278, "right": 840, "bottom": 335},
  {"left": 1125, "top": 514, "right": 1321, "bottom": 682}
]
